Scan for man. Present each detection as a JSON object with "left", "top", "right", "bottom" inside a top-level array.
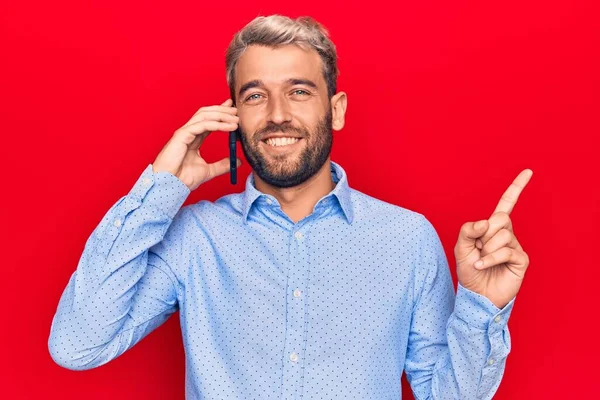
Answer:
[{"left": 48, "top": 14, "right": 532, "bottom": 399}]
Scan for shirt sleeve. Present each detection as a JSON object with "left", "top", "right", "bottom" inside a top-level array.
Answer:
[
  {"left": 48, "top": 165, "right": 190, "bottom": 370},
  {"left": 404, "top": 215, "right": 516, "bottom": 400}
]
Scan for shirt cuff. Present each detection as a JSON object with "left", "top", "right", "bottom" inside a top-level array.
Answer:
[
  {"left": 127, "top": 164, "right": 191, "bottom": 219},
  {"left": 453, "top": 283, "right": 516, "bottom": 332}
]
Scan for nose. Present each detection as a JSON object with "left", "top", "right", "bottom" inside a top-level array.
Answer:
[{"left": 266, "top": 94, "right": 292, "bottom": 125}]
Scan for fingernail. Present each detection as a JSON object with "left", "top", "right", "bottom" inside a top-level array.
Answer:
[
  {"left": 474, "top": 260, "right": 483, "bottom": 268},
  {"left": 475, "top": 221, "right": 485, "bottom": 230}
]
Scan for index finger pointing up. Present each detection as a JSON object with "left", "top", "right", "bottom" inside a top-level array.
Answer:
[{"left": 493, "top": 169, "right": 534, "bottom": 215}]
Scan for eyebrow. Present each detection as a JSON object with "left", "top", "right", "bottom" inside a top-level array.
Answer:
[{"left": 238, "top": 78, "right": 318, "bottom": 98}]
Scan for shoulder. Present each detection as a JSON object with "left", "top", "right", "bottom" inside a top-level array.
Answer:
[
  {"left": 348, "top": 187, "right": 430, "bottom": 229},
  {"left": 158, "top": 192, "right": 246, "bottom": 249},
  {"left": 347, "top": 188, "right": 444, "bottom": 256},
  {"left": 172, "top": 191, "right": 245, "bottom": 224},
  {"left": 149, "top": 194, "right": 242, "bottom": 275}
]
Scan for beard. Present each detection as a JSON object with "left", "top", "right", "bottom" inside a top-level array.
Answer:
[{"left": 239, "top": 108, "right": 333, "bottom": 188}]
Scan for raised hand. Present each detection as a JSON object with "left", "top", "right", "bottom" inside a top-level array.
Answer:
[
  {"left": 152, "top": 99, "right": 241, "bottom": 191},
  {"left": 453, "top": 169, "right": 533, "bottom": 308}
]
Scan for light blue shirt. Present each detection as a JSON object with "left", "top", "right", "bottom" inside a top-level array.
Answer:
[{"left": 48, "top": 160, "right": 515, "bottom": 399}]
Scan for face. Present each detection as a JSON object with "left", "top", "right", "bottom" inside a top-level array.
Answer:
[{"left": 234, "top": 44, "right": 341, "bottom": 188}]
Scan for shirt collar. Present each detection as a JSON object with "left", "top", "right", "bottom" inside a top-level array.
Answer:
[{"left": 242, "top": 160, "right": 354, "bottom": 225}]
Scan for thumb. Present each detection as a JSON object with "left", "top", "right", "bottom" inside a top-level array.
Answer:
[
  {"left": 455, "top": 219, "right": 489, "bottom": 259},
  {"left": 207, "top": 157, "right": 242, "bottom": 180}
]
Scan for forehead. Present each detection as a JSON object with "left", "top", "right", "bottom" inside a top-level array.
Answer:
[{"left": 235, "top": 44, "right": 324, "bottom": 88}]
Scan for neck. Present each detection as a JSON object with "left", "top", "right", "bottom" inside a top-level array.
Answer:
[{"left": 253, "top": 158, "right": 336, "bottom": 224}]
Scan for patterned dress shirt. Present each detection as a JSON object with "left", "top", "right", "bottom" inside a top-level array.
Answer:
[{"left": 49, "top": 160, "right": 515, "bottom": 399}]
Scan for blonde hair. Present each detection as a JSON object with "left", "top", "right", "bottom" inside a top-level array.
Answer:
[{"left": 225, "top": 14, "right": 339, "bottom": 102}]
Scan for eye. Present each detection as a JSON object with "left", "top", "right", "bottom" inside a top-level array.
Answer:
[
  {"left": 292, "top": 89, "right": 309, "bottom": 96},
  {"left": 245, "top": 93, "right": 262, "bottom": 101}
]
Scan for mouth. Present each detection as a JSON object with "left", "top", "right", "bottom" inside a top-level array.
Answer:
[{"left": 261, "top": 137, "right": 304, "bottom": 150}]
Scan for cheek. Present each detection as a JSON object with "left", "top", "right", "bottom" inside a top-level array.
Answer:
[
  {"left": 238, "top": 110, "right": 262, "bottom": 129},
  {"left": 304, "top": 121, "right": 321, "bottom": 138},
  {"left": 239, "top": 123, "right": 258, "bottom": 142},
  {"left": 292, "top": 116, "right": 314, "bottom": 131}
]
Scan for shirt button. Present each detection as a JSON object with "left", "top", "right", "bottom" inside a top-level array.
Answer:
[
  {"left": 142, "top": 177, "right": 151, "bottom": 186},
  {"left": 113, "top": 219, "right": 122, "bottom": 227},
  {"left": 294, "top": 231, "right": 303, "bottom": 240},
  {"left": 494, "top": 316, "right": 501, "bottom": 323},
  {"left": 266, "top": 198, "right": 272, "bottom": 205},
  {"left": 488, "top": 358, "right": 495, "bottom": 365},
  {"left": 290, "top": 352, "right": 299, "bottom": 362},
  {"left": 293, "top": 289, "right": 302, "bottom": 298}
]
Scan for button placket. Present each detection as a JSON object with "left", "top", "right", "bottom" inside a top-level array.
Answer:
[{"left": 281, "top": 227, "right": 309, "bottom": 398}]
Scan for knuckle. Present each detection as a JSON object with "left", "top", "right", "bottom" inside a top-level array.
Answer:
[
  {"left": 494, "top": 210, "right": 509, "bottom": 221},
  {"left": 453, "top": 242, "right": 461, "bottom": 254},
  {"left": 460, "top": 222, "right": 471, "bottom": 234},
  {"left": 500, "top": 228, "right": 512, "bottom": 241}
]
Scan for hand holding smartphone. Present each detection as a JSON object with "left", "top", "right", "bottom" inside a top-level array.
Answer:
[{"left": 151, "top": 98, "right": 240, "bottom": 191}]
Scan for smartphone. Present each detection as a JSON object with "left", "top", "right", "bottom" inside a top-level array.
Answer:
[{"left": 229, "top": 128, "right": 240, "bottom": 184}]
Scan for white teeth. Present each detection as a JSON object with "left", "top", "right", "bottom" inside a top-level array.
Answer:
[{"left": 265, "top": 137, "right": 300, "bottom": 147}]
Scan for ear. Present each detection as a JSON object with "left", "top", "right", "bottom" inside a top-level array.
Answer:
[{"left": 330, "top": 91, "right": 347, "bottom": 131}]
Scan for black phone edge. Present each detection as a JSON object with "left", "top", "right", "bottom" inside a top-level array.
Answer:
[{"left": 229, "top": 129, "right": 239, "bottom": 184}]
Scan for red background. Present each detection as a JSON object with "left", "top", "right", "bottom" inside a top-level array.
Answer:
[{"left": 1, "top": 0, "right": 598, "bottom": 398}]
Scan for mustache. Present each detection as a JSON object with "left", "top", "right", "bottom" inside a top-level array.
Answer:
[{"left": 256, "top": 122, "right": 308, "bottom": 137}]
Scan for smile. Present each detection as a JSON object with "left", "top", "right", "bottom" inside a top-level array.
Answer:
[{"left": 263, "top": 137, "right": 302, "bottom": 147}]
